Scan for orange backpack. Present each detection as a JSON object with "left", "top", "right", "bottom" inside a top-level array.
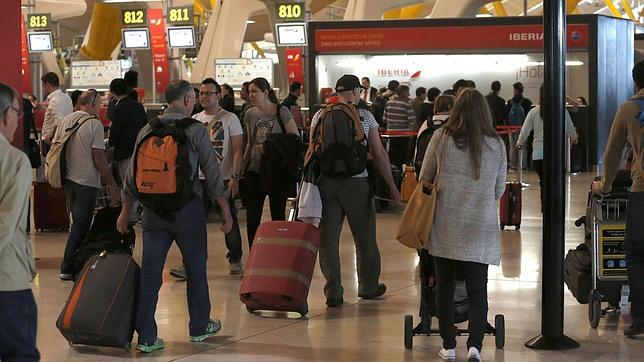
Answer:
[{"left": 134, "top": 117, "right": 198, "bottom": 217}]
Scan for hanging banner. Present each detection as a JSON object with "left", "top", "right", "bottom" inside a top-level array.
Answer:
[
  {"left": 148, "top": 9, "right": 169, "bottom": 94},
  {"left": 20, "top": 16, "right": 32, "bottom": 94},
  {"left": 285, "top": 48, "right": 304, "bottom": 86}
]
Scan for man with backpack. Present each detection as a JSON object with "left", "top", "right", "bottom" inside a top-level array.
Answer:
[
  {"left": 116, "top": 80, "right": 233, "bottom": 352},
  {"left": 593, "top": 60, "right": 644, "bottom": 337},
  {"left": 506, "top": 82, "right": 533, "bottom": 169},
  {"left": 306, "top": 74, "right": 402, "bottom": 307},
  {"left": 51, "top": 90, "right": 121, "bottom": 281}
]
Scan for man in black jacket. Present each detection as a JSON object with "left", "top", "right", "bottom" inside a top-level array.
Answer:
[
  {"left": 281, "top": 81, "right": 302, "bottom": 110},
  {"left": 108, "top": 78, "right": 147, "bottom": 186},
  {"left": 486, "top": 81, "right": 506, "bottom": 127}
]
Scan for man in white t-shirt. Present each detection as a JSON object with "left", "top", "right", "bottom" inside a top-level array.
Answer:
[
  {"left": 170, "top": 78, "right": 245, "bottom": 278},
  {"left": 52, "top": 90, "right": 120, "bottom": 280},
  {"left": 306, "top": 74, "right": 402, "bottom": 307},
  {"left": 41, "top": 72, "right": 73, "bottom": 146}
]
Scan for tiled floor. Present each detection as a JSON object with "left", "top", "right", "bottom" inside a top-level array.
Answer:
[{"left": 29, "top": 171, "right": 644, "bottom": 361}]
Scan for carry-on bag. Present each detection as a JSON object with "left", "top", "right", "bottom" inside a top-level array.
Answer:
[
  {"left": 500, "top": 151, "right": 522, "bottom": 230},
  {"left": 32, "top": 182, "right": 69, "bottom": 231},
  {"left": 564, "top": 244, "right": 592, "bottom": 304},
  {"left": 57, "top": 252, "right": 140, "bottom": 351},
  {"left": 240, "top": 201, "right": 321, "bottom": 316}
]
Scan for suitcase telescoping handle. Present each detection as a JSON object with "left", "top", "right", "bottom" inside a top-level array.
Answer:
[{"left": 517, "top": 149, "right": 523, "bottom": 184}]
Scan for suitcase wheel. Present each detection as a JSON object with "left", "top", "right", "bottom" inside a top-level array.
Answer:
[
  {"left": 588, "top": 290, "right": 601, "bottom": 329},
  {"left": 515, "top": 225, "right": 520, "bottom": 230},
  {"left": 500, "top": 225, "right": 505, "bottom": 230},
  {"left": 124, "top": 342, "right": 132, "bottom": 352},
  {"left": 246, "top": 305, "right": 255, "bottom": 314}
]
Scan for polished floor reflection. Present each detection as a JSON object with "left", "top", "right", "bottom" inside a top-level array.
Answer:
[{"left": 30, "top": 171, "right": 644, "bottom": 361}]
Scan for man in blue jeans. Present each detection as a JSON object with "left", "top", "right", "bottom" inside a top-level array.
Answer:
[
  {"left": 52, "top": 90, "right": 121, "bottom": 280},
  {"left": 117, "top": 79, "right": 233, "bottom": 352},
  {"left": 0, "top": 83, "right": 40, "bottom": 361}
]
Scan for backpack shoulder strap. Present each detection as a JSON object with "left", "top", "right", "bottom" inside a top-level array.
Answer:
[
  {"left": 59, "top": 114, "right": 95, "bottom": 143},
  {"left": 176, "top": 117, "right": 200, "bottom": 129}
]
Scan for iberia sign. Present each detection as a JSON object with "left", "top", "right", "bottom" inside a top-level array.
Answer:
[{"left": 315, "top": 24, "right": 589, "bottom": 53}]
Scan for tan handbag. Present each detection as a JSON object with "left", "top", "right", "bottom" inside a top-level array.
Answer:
[{"left": 396, "top": 132, "right": 448, "bottom": 249}]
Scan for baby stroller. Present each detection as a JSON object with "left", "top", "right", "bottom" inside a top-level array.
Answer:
[
  {"left": 404, "top": 249, "right": 505, "bottom": 349},
  {"left": 570, "top": 171, "right": 631, "bottom": 328}
]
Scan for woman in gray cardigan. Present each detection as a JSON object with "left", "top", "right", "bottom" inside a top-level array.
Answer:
[{"left": 419, "top": 89, "right": 507, "bottom": 362}]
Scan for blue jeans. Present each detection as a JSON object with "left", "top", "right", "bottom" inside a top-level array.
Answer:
[
  {"left": 61, "top": 180, "right": 98, "bottom": 274},
  {"left": 0, "top": 290, "right": 40, "bottom": 361},
  {"left": 136, "top": 199, "right": 211, "bottom": 343},
  {"left": 202, "top": 180, "right": 242, "bottom": 263}
]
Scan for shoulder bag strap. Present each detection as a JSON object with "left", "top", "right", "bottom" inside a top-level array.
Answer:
[
  {"left": 275, "top": 104, "right": 286, "bottom": 133},
  {"left": 434, "top": 129, "right": 450, "bottom": 189}
]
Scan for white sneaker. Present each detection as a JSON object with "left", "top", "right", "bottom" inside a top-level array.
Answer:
[
  {"left": 229, "top": 262, "right": 244, "bottom": 275},
  {"left": 438, "top": 348, "right": 456, "bottom": 361},
  {"left": 467, "top": 347, "right": 481, "bottom": 362}
]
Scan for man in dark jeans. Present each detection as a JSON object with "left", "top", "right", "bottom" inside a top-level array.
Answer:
[
  {"left": 117, "top": 79, "right": 232, "bottom": 352},
  {"left": 0, "top": 82, "right": 40, "bottom": 361},
  {"left": 52, "top": 91, "right": 120, "bottom": 280},
  {"left": 593, "top": 60, "right": 644, "bottom": 337}
]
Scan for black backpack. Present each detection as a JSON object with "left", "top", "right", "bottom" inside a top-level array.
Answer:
[
  {"left": 134, "top": 117, "right": 199, "bottom": 219},
  {"left": 372, "top": 93, "right": 392, "bottom": 126},
  {"left": 414, "top": 119, "right": 445, "bottom": 180},
  {"left": 313, "top": 103, "right": 368, "bottom": 178}
]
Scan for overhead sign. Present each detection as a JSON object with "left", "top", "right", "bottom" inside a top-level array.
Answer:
[
  {"left": 27, "top": 31, "right": 53, "bottom": 52},
  {"left": 26, "top": 13, "right": 51, "bottom": 30},
  {"left": 215, "top": 58, "right": 273, "bottom": 88},
  {"left": 275, "top": 23, "right": 307, "bottom": 46},
  {"left": 315, "top": 24, "right": 589, "bottom": 53},
  {"left": 285, "top": 48, "right": 304, "bottom": 85},
  {"left": 71, "top": 60, "right": 122, "bottom": 88},
  {"left": 167, "top": 26, "right": 195, "bottom": 48},
  {"left": 121, "top": 8, "right": 147, "bottom": 26},
  {"left": 276, "top": 1, "right": 304, "bottom": 22},
  {"left": 167, "top": 6, "right": 194, "bottom": 25}
]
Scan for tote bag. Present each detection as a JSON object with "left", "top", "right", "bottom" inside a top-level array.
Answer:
[{"left": 396, "top": 131, "right": 448, "bottom": 249}]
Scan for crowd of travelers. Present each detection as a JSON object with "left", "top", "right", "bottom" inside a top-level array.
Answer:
[{"left": 0, "top": 59, "right": 642, "bottom": 361}]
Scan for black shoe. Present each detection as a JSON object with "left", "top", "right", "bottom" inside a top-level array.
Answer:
[
  {"left": 326, "top": 298, "right": 344, "bottom": 307},
  {"left": 358, "top": 283, "right": 387, "bottom": 299},
  {"left": 624, "top": 324, "right": 643, "bottom": 338},
  {"left": 59, "top": 273, "right": 73, "bottom": 281}
]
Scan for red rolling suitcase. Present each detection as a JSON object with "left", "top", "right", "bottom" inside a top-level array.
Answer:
[
  {"left": 57, "top": 252, "right": 140, "bottom": 351},
  {"left": 500, "top": 150, "right": 522, "bottom": 230},
  {"left": 240, "top": 206, "right": 321, "bottom": 316},
  {"left": 33, "top": 182, "right": 69, "bottom": 231}
]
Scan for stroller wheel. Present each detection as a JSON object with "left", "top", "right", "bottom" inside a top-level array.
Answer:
[
  {"left": 404, "top": 315, "right": 413, "bottom": 349},
  {"left": 494, "top": 314, "right": 505, "bottom": 349}
]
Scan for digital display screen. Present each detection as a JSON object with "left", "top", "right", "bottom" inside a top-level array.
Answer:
[
  {"left": 167, "top": 26, "right": 195, "bottom": 48},
  {"left": 275, "top": 23, "right": 307, "bottom": 46},
  {"left": 27, "top": 32, "right": 53, "bottom": 52},
  {"left": 122, "top": 28, "right": 150, "bottom": 49}
]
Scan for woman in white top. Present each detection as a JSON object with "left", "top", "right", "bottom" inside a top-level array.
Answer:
[{"left": 516, "top": 84, "right": 578, "bottom": 211}]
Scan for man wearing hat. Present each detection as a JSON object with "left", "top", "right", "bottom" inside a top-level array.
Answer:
[{"left": 305, "top": 74, "right": 402, "bottom": 307}]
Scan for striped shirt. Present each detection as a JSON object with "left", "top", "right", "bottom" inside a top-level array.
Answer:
[{"left": 383, "top": 95, "right": 416, "bottom": 131}]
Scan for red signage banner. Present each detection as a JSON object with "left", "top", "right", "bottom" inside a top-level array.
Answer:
[
  {"left": 148, "top": 9, "right": 169, "bottom": 94},
  {"left": 20, "top": 16, "right": 32, "bottom": 94},
  {"left": 315, "top": 24, "right": 589, "bottom": 53},
  {"left": 285, "top": 48, "right": 304, "bottom": 87}
]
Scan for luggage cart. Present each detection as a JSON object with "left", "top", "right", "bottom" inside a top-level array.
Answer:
[
  {"left": 403, "top": 250, "right": 505, "bottom": 349},
  {"left": 586, "top": 192, "right": 629, "bottom": 328}
]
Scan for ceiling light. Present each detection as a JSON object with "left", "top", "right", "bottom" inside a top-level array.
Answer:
[{"left": 246, "top": 20, "right": 256, "bottom": 24}]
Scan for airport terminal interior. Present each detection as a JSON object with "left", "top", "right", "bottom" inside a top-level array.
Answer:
[{"left": 2, "top": 0, "right": 644, "bottom": 361}]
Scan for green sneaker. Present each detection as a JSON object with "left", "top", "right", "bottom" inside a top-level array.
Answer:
[
  {"left": 136, "top": 338, "right": 164, "bottom": 353},
  {"left": 189, "top": 318, "right": 222, "bottom": 342}
]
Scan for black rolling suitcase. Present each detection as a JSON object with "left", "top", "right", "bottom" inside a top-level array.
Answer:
[
  {"left": 564, "top": 244, "right": 592, "bottom": 304},
  {"left": 57, "top": 252, "right": 140, "bottom": 351}
]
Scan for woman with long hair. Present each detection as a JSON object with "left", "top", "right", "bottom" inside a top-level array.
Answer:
[
  {"left": 242, "top": 77, "right": 299, "bottom": 245},
  {"left": 419, "top": 89, "right": 507, "bottom": 362},
  {"left": 516, "top": 84, "right": 578, "bottom": 211}
]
